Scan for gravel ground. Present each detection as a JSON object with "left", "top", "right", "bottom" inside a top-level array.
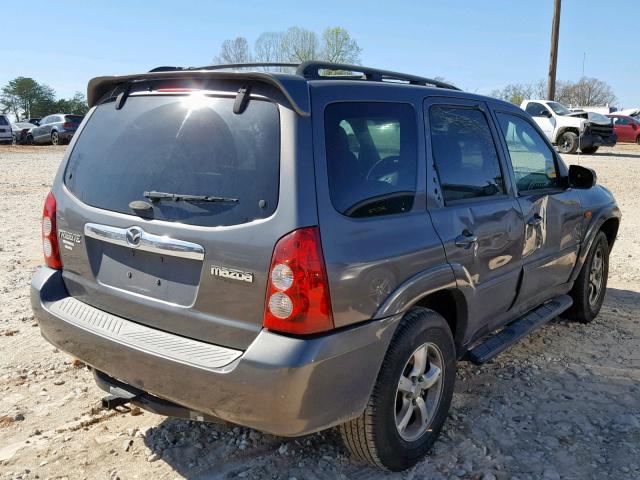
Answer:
[{"left": 0, "top": 144, "right": 638, "bottom": 480}]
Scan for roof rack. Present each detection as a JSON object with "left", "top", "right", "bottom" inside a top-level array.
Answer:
[
  {"left": 148, "top": 61, "right": 459, "bottom": 90},
  {"left": 149, "top": 63, "right": 299, "bottom": 73},
  {"left": 296, "top": 61, "right": 460, "bottom": 90}
]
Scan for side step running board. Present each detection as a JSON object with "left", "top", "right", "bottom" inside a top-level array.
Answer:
[{"left": 465, "top": 295, "right": 573, "bottom": 365}]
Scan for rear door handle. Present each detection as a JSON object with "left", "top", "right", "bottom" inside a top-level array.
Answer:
[
  {"left": 528, "top": 214, "right": 543, "bottom": 226},
  {"left": 454, "top": 230, "right": 478, "bottom": 248}
]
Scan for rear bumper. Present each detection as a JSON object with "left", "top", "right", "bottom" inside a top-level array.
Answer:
[
  {"left": 31, "top": 267, "right": 399, "bottom": 436},
  {"left": 58, "top": 131, "right": 76, "bottom": 141},
  {"left": 580, "top": 132, "right": 617, "bottom": 149}
]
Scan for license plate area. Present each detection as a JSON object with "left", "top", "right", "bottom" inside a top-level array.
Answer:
[{"left": 87, "top": 240, "right": 202, "bottom": 306}]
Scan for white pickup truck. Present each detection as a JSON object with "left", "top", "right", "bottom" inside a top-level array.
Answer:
[{"left": 520, "top": 100, "right": 617, "bottom": 154}]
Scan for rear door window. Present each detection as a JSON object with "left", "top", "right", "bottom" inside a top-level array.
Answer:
[
  {"left": 324, "top": 102, "right": 417, "bottom": 218},
  {"left": 429, "top": 106, "right": 505, "bottom": 203},
  {"left": 65, "top": 93, "right": 280, "bottom": 227}
]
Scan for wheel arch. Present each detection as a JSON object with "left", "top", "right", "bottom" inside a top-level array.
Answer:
[
  {"left": 555, "top": 126, "right": 579, "bottom": 143},
  {"left": 374, "top": 264, "right": 469, "bottom": 356}
]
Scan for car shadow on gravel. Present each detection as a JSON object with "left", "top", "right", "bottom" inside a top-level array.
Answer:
[{"left": 141, "top": 287, "right": 640, "bottom": 480}]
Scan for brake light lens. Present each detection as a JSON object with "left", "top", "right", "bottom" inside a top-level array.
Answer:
[
  {"left": 42, "top": 192, "right": 62, "bottom": 269},
  {"left": 62, "top": 122, "right": 73, "bottom": 129},
  {"left": 263, "top": 227, "right": 334, "bottom": 335}
]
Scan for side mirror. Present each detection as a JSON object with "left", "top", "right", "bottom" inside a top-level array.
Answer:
[{"left": 568, "top": 165, "right": 597, "bottom": 189}]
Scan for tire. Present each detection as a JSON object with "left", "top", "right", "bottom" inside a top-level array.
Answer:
[
  {"left": 12, "top": 134, "right": 17, "bottom": 145},
  {"left": 26, "top": 134, "right": 34, "bottom": 145},
  {"left": 340, "top": 308, "right": 456, "bottom": 471},
  {"left": 557, "top": 131, "right": 579, "bottom": 154},
  {"left": 51, "top": 131, "right": 59, "bottom": 146},
  {"left": 566, "top": 231, "right": 609, "bottom": 323},
  {"left": 636, "top": 135, "right": 640, "bottom": 146},
  {"left": 580, "top": 146, "right": 599, "bottom": 154}
]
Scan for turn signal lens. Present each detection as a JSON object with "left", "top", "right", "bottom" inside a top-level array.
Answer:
[
  {"left": 42, "top": 192, "right": 62, "bottom": 269},
  {"left": 263, "top": 227, "right": 334, "bottom": 335}
]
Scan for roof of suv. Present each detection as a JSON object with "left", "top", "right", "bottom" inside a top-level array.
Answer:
[{"left": 87, "top": 61, "right": 513, "bottom": 116}]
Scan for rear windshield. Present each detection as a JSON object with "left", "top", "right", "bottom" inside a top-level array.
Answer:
[
  {"left": 64, "top": 93, "right": 280, "bottom": 227},
  {"left": 65, "top": 115, "right": 84, "bottom": 123},
  {"left": 0, "top": 116, "right": 9, "bottom": 125}
]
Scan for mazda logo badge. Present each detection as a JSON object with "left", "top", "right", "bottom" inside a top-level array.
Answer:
[{"left": 125, "top": 226, "right": 143, "bottom": 247}]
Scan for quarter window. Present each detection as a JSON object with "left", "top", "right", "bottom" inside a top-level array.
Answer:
[
  {"left": 324, "top": 103, "right": 417, "bottom": 218},
  {"left": 429, "top": 106, "right": 504, "bottom": 203},
  {"left": 496, "top": 112, "right": 560, "bottom": 192}
]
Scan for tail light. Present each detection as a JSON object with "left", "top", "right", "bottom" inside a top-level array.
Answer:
[
  {"left": 263, "top": 227, "right": 334, "bottom": 335},
  {"left": 62, "top": 122, "right": 73, "bottom": 129},
  {"left": 42, "top": 192, "right": 62, "bottom": 269}
]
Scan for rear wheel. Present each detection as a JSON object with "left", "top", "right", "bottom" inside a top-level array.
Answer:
[
  {"left": 580, "top": 146, "right": 599, "bottom": 154},
  {"left": 51, "top": 131, "right": 59, "bottom": 145},
  {"left": 566, "top": 231, "right": 609, "bottom": 323},
  {"left": 340, "top": 308, "right": 456, "bottom": 471},
  {"left": 26, "top": 134, "right": 34, "bottom": 145},
  {"left": 12, "top": 134, "right": 17, "bottom": 145},
  {"left": 557, "top": 131, "right": 579, "bottom": 154}
]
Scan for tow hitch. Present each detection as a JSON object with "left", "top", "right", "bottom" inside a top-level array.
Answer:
[{"left": 102, "top": 394, "right": 135, "bottom": 410}]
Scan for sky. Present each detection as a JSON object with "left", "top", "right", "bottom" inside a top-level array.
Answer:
[{"left": 1, "top": 0, "right": 638, "bottom": 107}]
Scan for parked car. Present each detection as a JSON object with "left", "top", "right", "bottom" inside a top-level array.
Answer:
[
  {"left": 29, "top": 114, "right": 84, "bottom": 145},
  {"left": 31, "top": 62, "right": 621, "bottom": 471},
  {"left": 520, "top": 100, "right": 617, "bottom": 154},
  {"left": 11, "top": 122, "right": 37, "bottom": 144},
  {"left": 0, "top": 114, "right": 13, "bottom": 144},
  {"left": 607, "top": 114, "right": 640, "bottom": 144}
]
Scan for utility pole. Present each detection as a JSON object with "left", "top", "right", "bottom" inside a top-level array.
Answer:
[{"left": 547, "top": 0, "right": 561, "bottom": 100}]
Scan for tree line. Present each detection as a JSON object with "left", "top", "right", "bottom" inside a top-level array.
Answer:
[
  {"left": 0, "top": 77, "right": 89, "bottom": 121},
  {"left": 491, "top": 77, "right": 617, "bottom": 107},
  {"left": 214, "top": 26, "right": 362, "bottom": 66}
]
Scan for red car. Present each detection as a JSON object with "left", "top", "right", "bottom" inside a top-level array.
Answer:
[{"left": 607, "top": 114, "right": 640, "bottom": 144}]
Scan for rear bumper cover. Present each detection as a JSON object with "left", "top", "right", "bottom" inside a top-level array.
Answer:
[{"left": 31, "top": 267, "right": 399, "bottom": 436}]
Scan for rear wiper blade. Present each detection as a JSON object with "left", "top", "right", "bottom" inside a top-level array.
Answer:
[{"left": 144, "top": 190, "right": 239, "bottom": 204}]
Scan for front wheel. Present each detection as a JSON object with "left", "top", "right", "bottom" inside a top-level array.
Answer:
[
  {"left": 566, "top": 231, "right": 609, "bottom": 323},
  {"left": 557, "top": 131, "right": 579, "bottom": 154},
  {"left": 580, "top": 146, "right": 599, "bottom": 154},
  {"left": 636, "top": 135, "right": 640, "bottom": 145},
  {"left": 340, "top": 308, "right": 456, "bottom": 471}
]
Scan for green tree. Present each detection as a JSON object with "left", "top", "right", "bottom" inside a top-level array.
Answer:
[
  {"left": 0, "top": 77, "right": 55, "bottom": 119},
  {"left": 53, "top": 92, "right": 89, "bottom": 115},
  {"left": 320, "top": 27, "right": 362, "bottom": 64}
]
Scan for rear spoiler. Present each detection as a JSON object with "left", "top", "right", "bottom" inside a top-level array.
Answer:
[{"left": 87, "top": 70, "right": 311, "bottom": 117}]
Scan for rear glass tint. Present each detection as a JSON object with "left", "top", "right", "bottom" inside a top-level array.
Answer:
[
  {"left": 324, "top": 102, "right": 417, "bottom": 218},
  {"left": 65, "top": 115, "right": 84, "bottom": 123},
  {"left": 65, "top": 94, "right": 280, "bottom": 227},
  {"left": 0, "top": 116, "right": 9, "bottom": 125}
]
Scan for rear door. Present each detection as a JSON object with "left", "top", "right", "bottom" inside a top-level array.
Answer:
[
  {"left": 55, "top": 80, "right": 313, "bottom": 350},
  {"left": 425, "top": 97, "right": 525, "bottom": 333},
  {"left": 492, "top": 109, "right": 583, "bottom": 308}
]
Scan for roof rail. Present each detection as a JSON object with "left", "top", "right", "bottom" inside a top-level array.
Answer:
[
  {"left": 149, "top": 63, "right": 299, "bottom": 73},
  {"left": 296, "top": 61, "right": 460, "bottom": 90}
]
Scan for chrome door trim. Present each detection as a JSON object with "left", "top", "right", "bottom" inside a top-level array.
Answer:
[{"left": 84, "top": 223, "right": 205, "bottom": 261}]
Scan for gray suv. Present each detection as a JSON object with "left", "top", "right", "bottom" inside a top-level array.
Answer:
[{"left": 31, "top": 62, "right": 621, "bottom": 471}]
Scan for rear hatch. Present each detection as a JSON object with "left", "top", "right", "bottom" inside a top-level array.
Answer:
[
  {"left": 56, "top": 79, "right": 294, "bottom": 350},
  {"left": 63, "top": 114, "right": 84, "bottom": 131},
  {"left": 0, "top": 115, "right": 11, "bottom": 139}
]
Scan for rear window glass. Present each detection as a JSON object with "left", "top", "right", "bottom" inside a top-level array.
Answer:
[
  {"left": 65, "top": 94, "right": 280, "bottom": 227},
  {"left": 65, "top": 115, "right": 84, "bottom": 123},
  {"left": 324, "top": 102, "right": 417, "bottom": 218},
  {"left": 0, "top": 116, "right": 9, "bottom": 125}
]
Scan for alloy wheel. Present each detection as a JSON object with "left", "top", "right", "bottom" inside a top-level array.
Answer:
[
  {"left": 588, "top": 245, "right": 604, "bottom": 306},
  {"left": 394, "top": 342, "right": 444, "bottom": 442}
]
